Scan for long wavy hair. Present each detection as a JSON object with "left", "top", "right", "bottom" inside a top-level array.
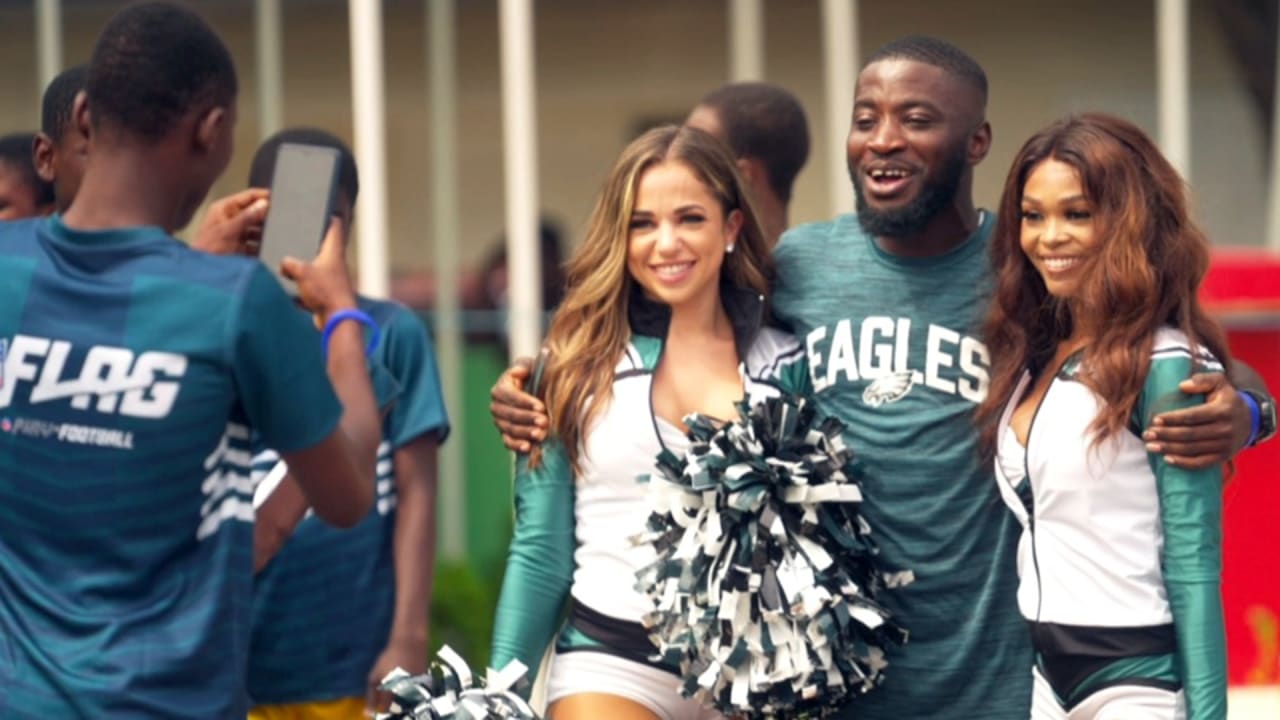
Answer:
[
  {"left": 977, "top": 113, "right": 1230, "bottom": 454},
  {"left": 535, "top": 124, "right": 772, "bottom": 473}
]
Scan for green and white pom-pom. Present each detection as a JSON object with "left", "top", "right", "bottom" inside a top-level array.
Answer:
[
  {"left": 634, "top": 394, "right": 911, "bottom": 719},
  {"left": 375, "top": 645, "right": 540, "bottom": 720}
]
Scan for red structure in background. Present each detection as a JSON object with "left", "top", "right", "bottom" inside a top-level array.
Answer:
[{"left": 1201, "top": 249, "right": 1280, "bottom": 687}]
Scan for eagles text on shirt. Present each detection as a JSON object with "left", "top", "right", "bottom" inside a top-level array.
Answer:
[{"left": 804, "top": 316, "right": 989, "bottom": 404}]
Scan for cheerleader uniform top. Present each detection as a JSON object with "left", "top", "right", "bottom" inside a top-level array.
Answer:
[
  {"left": 993, "top": 327, "right": 1227, "bottom": 718},
  {"left": 490, "top": 286, "right": 811, "bottom": 675}
]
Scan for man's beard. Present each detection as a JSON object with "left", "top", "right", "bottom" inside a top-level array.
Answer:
[{"left": 851, "top": 146, "right": 967, "bottom": 239}]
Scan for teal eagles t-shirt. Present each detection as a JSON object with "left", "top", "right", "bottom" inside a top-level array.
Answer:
[
  {"left": 247, "top": 296, "right": 450, "bottom": 705},
  {"left": 772, "top": 212, "right": 1030, "bottom": 719},
  {"left": 0, "top": 216, "right": 341, "bottom": 719}
]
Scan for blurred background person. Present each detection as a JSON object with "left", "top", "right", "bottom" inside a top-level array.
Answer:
[
  {"left": 686, "top": 82, "right": 810, "bottom": 247},
  {"left": 460, "top": 218, "right": 566, "bottom": 356},
  {"left": 0, "top": 132, "right": 54, "bottom": 219},
  {"left": 32, "top": 64, "right": 89, "bottom": 215}
]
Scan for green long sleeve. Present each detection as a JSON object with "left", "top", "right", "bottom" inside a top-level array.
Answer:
[
  {"left": 1154, "top": 454, "right": 1227, "bottom": 720},
  {"left": 1144, "top": 356, "right": 1227, "bottom": 720},
  {"left": 489, "top": 441, "right": 577, "bottom": 676}
]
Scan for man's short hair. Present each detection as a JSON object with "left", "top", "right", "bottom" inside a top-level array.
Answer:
[
  {"left": 864, "top": 35, "right": 988, "bottom": 108},
  {"left": 41, "top": 65, "right": 88, "bottom": 141},
  {"left": 0, "top": 133, "right": 54, "bottom": 206},
  {"left": 86, "top": 2, "right": 237, "bottom": 140},
  {"left": 248, "top": 127, "right": 360, "bottom": 205},
  {"left": 696, "top": 82, "right": 810, "bottom": 202}
]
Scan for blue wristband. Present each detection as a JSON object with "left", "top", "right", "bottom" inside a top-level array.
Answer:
[
  {"left": 1241, "top": 391, "right": 1261, "bottom": 448},
  {"left": 322, "top": 308, "right": 380, "bottom": 358}
]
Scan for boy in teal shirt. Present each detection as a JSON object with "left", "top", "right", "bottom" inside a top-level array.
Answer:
[
  {"left": 244, "top": 129, "right": 450, "bottom": 719},
  {"left": 0, "top": 4, "right": 380, "bottom": 717}
]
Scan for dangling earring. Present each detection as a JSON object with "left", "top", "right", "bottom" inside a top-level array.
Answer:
[{"left": 725, "top": 243, "right": 736, "bottom": 254}]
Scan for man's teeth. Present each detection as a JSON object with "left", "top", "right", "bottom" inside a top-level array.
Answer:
[
  {"left": 1043, "top": 257, "right": 1080, "bottom": 272},
  {"left": 655, "top": 262, "right": 693, "bottom": 277},
  {"left": 870, "top": 168, "right": 909, "bottom": 180}
]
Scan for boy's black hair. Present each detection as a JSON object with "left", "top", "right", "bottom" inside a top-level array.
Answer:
[
  {"left": 696, "top": 82, "right": 810, "bottom": 202},
  {"left": 864, "top": 35, "right": 988, "bottom": 108},
  {"left": 41, "top": 64, "right": 88, "bottom": 141},
  {"left": 0, "top": 133, "right": 54, "bottom": 206},
  {"left": 86, "top": 2, "right": 237, "bottom": 140},
  {"left": 248, "top": 127, "right": 360, "bottom": 204}
]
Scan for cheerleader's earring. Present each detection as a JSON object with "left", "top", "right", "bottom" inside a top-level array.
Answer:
[{"left": 725, "top": 243, "right": 736, "bottom": 254}]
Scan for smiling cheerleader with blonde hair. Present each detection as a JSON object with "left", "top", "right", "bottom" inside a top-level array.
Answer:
[{"left": 488, "top": 124, "right": 810, "bottom": 720}]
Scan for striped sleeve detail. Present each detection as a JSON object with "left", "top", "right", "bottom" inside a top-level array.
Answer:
[
  {"left": 375, "top": 440, "right": 397, "bottom": 515},
  {"left": 1151, "top": 327, "right": 1224, "bottom": 373},
  {"left": 197, "top": 422, "right": 256, "bottom": 540}
]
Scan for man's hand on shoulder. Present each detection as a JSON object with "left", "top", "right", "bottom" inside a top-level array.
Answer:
[
  {"left": 490, "top": 356, "right": 548, "bottom": 452},
  {"left": 1145, "top": 372, "right": 1248, "bottom": 469}
]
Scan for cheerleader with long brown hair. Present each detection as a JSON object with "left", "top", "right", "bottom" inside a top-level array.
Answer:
[
  {"left": 976, "top": 113, "right": 1230, "bottom": 719},
  {"left": 488, "top": 124, "right": 810, "bottom": 720}
]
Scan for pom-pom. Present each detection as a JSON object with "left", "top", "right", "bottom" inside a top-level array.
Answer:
[
  {"left": 374, "top": 645, "right": 541, "bottom": 720},
  {"left": 634, "top": 394, "right": 910, "bottom": 719}
]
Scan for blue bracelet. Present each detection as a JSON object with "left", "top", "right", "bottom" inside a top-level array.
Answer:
[
  {"left": 1241, "top": 391, "right": 1261, "bottom": 448},
  {"left": 322, "top": 308, "right": 380, "bottom": 358}
]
